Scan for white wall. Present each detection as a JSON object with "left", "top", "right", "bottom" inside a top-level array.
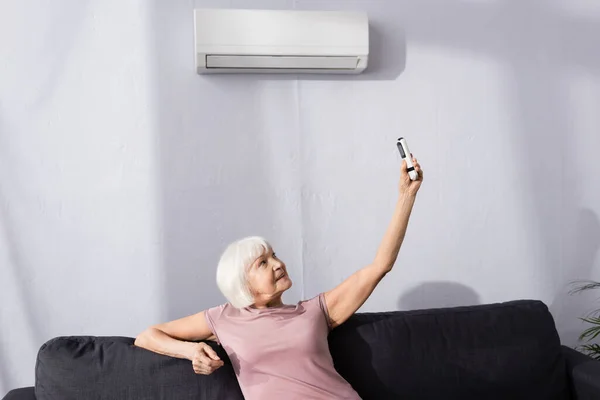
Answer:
[{"left": 1, "top": 0, "right": 599, "bottom": 394}]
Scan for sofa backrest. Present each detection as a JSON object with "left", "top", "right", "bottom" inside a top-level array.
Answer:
[
  {"left": 34, "top": 300, "right": 570, "bottom": 400},
  {"left": 328, "top": 299, "right": 571, "bottom": 400},
  {"left": 34, "top": 336, "right": 243, "bottom": 400}
]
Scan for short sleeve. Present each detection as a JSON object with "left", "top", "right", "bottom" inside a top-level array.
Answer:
[
  {"left": 204, "top": 304, "right": 226, "bottom": 345},
  {"left": 318, "top": 293, "right": 333, "bottom": 331}
]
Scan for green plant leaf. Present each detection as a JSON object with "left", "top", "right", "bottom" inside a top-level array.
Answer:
[
  {"left": 578, "top": 344, "right": 600, "bottom": 361},
  {"left": 580, "top": 316, "right": 600, "bottom": 325},
  {"left": 569, "top": 280, "right": 600, "bottom": 295},
  {"left": 579, "top": 324, "right": 600, "bottom": 341},
  {"left": 569, "top": 279, "right": 600, "bottom": 359}
]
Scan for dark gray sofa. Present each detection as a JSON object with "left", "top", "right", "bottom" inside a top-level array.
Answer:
[{"left": 4, "top": 300, "right": 600, "bottom": 399}]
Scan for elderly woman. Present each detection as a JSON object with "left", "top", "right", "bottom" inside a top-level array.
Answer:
[{"left": 135, "top": 157, "right": 423, "bottom": 399}]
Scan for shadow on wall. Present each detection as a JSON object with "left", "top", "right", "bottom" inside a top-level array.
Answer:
[
  {"left": 550, "top": 208, "right": 600, "bottom": 348},
  {"left": 0, "top": 208, "right": 16, "bottom": 392},
  {"left": 362, "top": 24, "right": 406, "bottom": 81},
  {"left": 398, "top": 281, "right": 481, "bottom": 311},
  {"left": 0, "top": 121, "right": 45, "bottom": 393},
  {"left": 296, "top": 24, "right": 407, "bottom": 82}
]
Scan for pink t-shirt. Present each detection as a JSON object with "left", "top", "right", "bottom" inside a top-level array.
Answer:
[{"left": 205, "top": 293, "right": 361, "bottom": 400}]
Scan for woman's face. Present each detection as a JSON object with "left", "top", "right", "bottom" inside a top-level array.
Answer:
[{"left": 246, "top": 247, "right": 292, "bottom": 305}]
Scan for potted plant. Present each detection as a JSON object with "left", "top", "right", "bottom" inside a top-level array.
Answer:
[{"left": 569, "top": 280, "right": 600, "bottom": 360}]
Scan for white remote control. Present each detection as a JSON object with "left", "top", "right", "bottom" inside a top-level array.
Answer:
[{"left": 396, "top": 137, "right": 418, "bottom": 181}]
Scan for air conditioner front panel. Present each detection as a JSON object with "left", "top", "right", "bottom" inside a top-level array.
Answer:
[
  {"left": 194, "top": 9, "right": 369, "bottom": 74},
  {"left": 205, "top": 55, "right": 360, "bottom": 70}
]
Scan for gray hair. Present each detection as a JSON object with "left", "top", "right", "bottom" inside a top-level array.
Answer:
[{"left": 216, "top": 236, "right": 271, "bottom": 308}]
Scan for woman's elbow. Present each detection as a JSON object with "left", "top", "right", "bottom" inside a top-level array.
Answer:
[{"left": 134, "top": 327, "right": 153, "bottom": 348}]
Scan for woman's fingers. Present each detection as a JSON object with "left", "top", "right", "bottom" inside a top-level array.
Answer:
[
  {"left": 203, "top": 345, "right": 221, "bottom": 361},
  {"left": 401, "top": 159, "right": 407, "bottom": 173},
  {"left": 193, "top": 362, "right": 206, "bottom": 374},
  {"left": 207, "top": 352, "right": 220, "bottom": 362},
  {"left": 193, "top": 361, "right": 221, "bottom": 375},
  {"left": 193, "top": 358, "right": 209, "bottom": 374},
  {"left": 198, "top": 355, "right": 223, "bottom": 371},
  {"left": 192, "top": 359, "right": 203, "bottom": 374},
  {"left": 200, "top": 356, "right": 223, "bottom": 368}
]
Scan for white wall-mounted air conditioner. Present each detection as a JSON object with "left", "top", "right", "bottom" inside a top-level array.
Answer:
[{"left": 194, "top": 9, "right": 369, "bottom": 74}]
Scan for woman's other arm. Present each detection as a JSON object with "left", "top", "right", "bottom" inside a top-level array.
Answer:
[{"left": 135, "top": 311, "right": 224, "bottom": 375}]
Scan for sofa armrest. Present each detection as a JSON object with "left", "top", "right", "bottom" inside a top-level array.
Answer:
[
  {"left": 1, "top": 387, "right": 35, "bottom": 400},
  {"left": 562, "top": 345, "right": 600, "bottom": 400}
]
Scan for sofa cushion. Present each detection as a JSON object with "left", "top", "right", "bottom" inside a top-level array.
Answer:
[
  {"left": 34, "top": 336, "right": 243, "bottom": 400},
  {"left": 327, "top": 299, "right": 570, "bottom": 400}
]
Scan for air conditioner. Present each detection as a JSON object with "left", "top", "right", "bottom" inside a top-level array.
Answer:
[{"left": 194, "top": 9, "right": 369, "bottom": 74}]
